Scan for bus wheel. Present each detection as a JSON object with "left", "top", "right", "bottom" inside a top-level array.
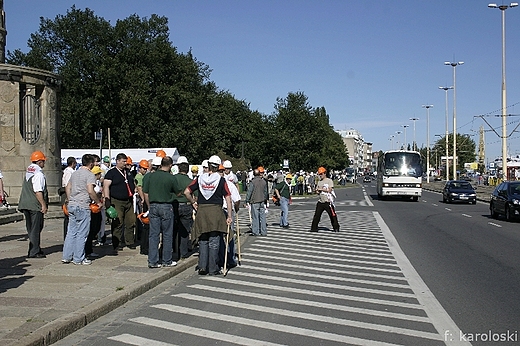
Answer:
[{"left": 412, "top": 196, "right": 419, "bottom": 202}]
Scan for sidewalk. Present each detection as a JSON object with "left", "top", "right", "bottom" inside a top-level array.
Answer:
[{"left": 0, "top": 206, "right": 198, "bottom": 346}]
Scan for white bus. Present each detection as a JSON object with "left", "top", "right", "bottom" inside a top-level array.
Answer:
[{"left": 377, "top": 150, "right": 423, "bottom": 201}]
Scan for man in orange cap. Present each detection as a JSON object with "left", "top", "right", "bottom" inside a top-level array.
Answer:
[
  {"left": 310, "top": 166, "right": 340, "bottom": 232},
  {"left": 18, "top": 151, "right": 49, "bottom": 258}
]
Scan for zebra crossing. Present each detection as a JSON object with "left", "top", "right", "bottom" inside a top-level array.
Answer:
[{"left": 103, "top": 209, "right": 468, "bottom": 345}]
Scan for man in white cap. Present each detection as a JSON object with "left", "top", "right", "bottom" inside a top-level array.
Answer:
[
  {"left": 202, "top": 159, "right": 209, "bottom": 174},
  {"left": 184, "top": 155, "right": 232, "bottom": 275},
  {"left": 223, "top": 160, "right": 239, "bottom": 191}
]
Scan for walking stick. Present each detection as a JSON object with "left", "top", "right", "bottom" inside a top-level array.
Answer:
[
  {"left": 247, "top": 204, "right": 252, "bottom": 230},
  {"left": 236, "top": 213, "right": 242, "bottom": 265},
  {"left": 223, "top": 223, "right": 230, "bottom": 276}
]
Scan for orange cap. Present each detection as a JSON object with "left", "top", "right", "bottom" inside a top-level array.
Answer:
[
  {"left": 62, "top": 204, "right": 68, "bottom": 216},
  {"left": 156, "top": 150, "right": 166, "bottom": 158},
  {"left": 139, "top": 159, "right": 150, "bottom": 169},
  {"left": 138, "top": 213, "right": 149, "bottom": 224},
  {"left": 89, "top": 203, "right": 101, "bottom": 213},
  {"left": 317, "top": 166, "right": 326, "bottom": 174},
  {"left": 257, "top": 166, "right": 265, "bottom": 173},
  {"left": 126, "top": 156, "right": 133, "bottom": 165},
  {"left": 30, "top": 151, "right": 46, "bottom": 162},
  {"left": 218, "top": 164, "right": 225, "bottom": 171}
]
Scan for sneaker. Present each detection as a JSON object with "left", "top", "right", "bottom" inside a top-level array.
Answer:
[
  {"left": 73, "top": 259, "right": 92, "bottom": 265},
  {"left": 88, "top": 252, "right": 100, "bottom": 258},
  {"left": 61, "top": 259, "right": 71, "bottom": 264},
  {"left": 148, "top": 263, "right": 162, "bottom": 269},
  {"left": 163, "top": 262, "right": 177, "bottom": 267}
]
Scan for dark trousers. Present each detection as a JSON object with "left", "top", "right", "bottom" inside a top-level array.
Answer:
[
  {"left": 22, "top": 210, "right": 44, "bottom": 257},
  {"left": 173, "top": 202, "right": 193, "bottom": 260},
  {"left": 85, "top": 212, "right": 102, "bottom": 255},
  {"left": 111, "top": 198, "right": 136, "bottom": 249},
  {"left": 311, "top": 202, "right": 340, "bottom": 231}
]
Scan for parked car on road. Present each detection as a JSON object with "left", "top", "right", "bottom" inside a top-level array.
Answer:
[
  {"left": 490, "top": 181, "right": 520, "bottom": 221},
  {"left": 442, "top": 180, "right": 477, "bottom": 204}
]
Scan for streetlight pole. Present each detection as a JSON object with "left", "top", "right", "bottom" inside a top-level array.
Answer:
[
  {"left": 389, "top": 135, "right": 395, "bottom": 150},
  {"left": 409, "top": 117, "right": 419, "bottom": 151},
  {"left": 445, "top": 60, "right": 463, "bottom": 179},
  {"left": 439, "top": 86, "right": 453, "bottom": 180},
  {"left": 402, "top": 125, "right": 409, "bottom": 150},
  {"left": 422, "top": 105, "right": 433, "bottom": 183},
  {"left": 488, "top": 2, "right": 517, "bottom": 180},
  {"left": 396, "top": 131, "right": 402, "bottom": 149}
]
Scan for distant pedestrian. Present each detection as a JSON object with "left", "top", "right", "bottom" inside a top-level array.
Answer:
[
  {"left": 245, "top": 167, "right": 268, "bottom": 236},
  {"left": 172, "top": 156, "right": 194, "bottom": 260},
  {"left": 18, "top": 151, "right": 48, "bottom": 258},
  {"left": 61, "top": 156, "right": 76, "bottom": 239},
  {"left": 310, "top": 166, "right": 340, "bottom": 233},
  {"left": 274, "top": 173, "right": 292, "bottom": 228}
]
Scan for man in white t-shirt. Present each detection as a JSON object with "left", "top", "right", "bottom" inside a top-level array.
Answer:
[{"left": 310, "top": 166, "right": 340, "bottom": 233}]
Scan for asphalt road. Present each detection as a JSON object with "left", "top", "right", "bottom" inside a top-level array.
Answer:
[
  {"left": 54, "top": 181, "right": 519, "bottom": 346},
  {"left": 364, "top": 181, "right": 520, "bottom": 345}
]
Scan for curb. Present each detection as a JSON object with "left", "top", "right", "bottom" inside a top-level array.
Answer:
[{"left": 13, "top": 256, "right": 198, "bottom": 346}]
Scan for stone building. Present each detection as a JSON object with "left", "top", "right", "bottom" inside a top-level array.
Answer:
[{"left": 0, "top": 1, "right": 61, "bottom": 204}]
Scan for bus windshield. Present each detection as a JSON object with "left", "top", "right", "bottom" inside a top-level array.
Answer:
[{"left": 383, "top": 152, "right": 422, "bottom": 178}]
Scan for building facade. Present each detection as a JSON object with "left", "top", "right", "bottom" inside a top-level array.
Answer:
[{"left": 336, "top": 129, "right": 373, "bottom": 174}]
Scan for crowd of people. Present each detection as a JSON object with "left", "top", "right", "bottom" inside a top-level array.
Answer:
[{"left": 16, "top": 150, "right": 339, "bottom": 274}]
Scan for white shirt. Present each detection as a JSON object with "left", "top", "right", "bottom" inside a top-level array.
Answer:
[
  {"left": 26, "top": 164, "right": 46, "bottom": 193},
  {"left": 62, "top": 166, "right": 75, "bottom": 187},
  {"left": 223, "top": 179, "right": 241, "bottom": 209}
]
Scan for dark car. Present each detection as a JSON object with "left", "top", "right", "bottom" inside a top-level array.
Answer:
[
  {"left": 490, "top": 181, "right": 520, "bottom": 221},
  {"left": 363, "top": 175, "right": 371, "bottom": 183},
  {"left": 442, "top": 180, "right": 477, "bottom": 204}
]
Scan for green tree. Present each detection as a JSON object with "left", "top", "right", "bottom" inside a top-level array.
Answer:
[{"left": 429, "top": 133, "right": 476, "bottom": 178}]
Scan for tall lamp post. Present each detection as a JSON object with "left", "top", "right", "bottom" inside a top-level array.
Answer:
[
  {"left": 439, "top": 86, "right": 453, "bottom": 180},
  {"left": 402, "top": 125, "right": 409, "bottom": 150},
  {"left": 488, "top": 2, "right": 517, "bottom": 180},
  {"left": 422, "top": 105, "right": 433, "bottom": 183},
  {"left": 410, "top": 117, "right": 419, "bottom": 151},
  {"left": 389, "top": 135, "right": 395, "bottom": 150},
  {"left": 444, "top": 60, "right": 463, "bottom": 179},
  {"left": 396, "top": 131, "right": 402, "bottom": 149}
]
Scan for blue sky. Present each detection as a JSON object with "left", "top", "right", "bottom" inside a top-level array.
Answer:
[{"left": 5, "top": 1, "right": 520, "bottom": 163}]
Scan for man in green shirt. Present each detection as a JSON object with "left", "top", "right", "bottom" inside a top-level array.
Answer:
[{"left": 142, "top": 156, "right": 177, "bottom": 268}]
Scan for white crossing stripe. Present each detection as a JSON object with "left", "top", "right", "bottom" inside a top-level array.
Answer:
[
  {"left": 203, "top": 276, "right": 423, "bottom": 309},
  {"left": 188, "top": 284, "right": 430, "bottom": 323},
  {"left": 108, "top": 334, "right": 176, "bottom": 346},
  {"left": 236, "top": 264, "right": 412, "bottom": 290},
  {"left": 171, "top": 294, "right": 442, "bottom": 341},
  {"left": 153, "top": 304, "right": 404, "bottom": 346},
  {"left": 129, "top": 317, "right": 285, "bottom": 346},
  {"left": 228, "top": 271, "right": 416, "bottom": 298}
]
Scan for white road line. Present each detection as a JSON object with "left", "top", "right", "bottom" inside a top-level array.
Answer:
[
  {"left": 432, "top": 203, "right": 438, "bottom": 207},
  {"left": 373, "top": 212, "right": 472, "bottom": 346},
  {"left": 246, "top": 248, "right": 401, "bottom": 269},
  {"left": 129, "top": 317, "right": 285, "bottom": 346},
  {"left": 170, "top": 295, "right": 442, "bottom": 341},
  {"left": 229, "top": 271, "right": 417, "bottom": 298},
  {"left": 203, "top": 276, "right": 423, "bottom": 309},
  {"left": 461, "top": 214, "right": 472, "bottom": 218},
  {"left": 245, "top": 252, "right": 403, "bottom": 274},
  {"left": 188, "top": 284, "right": 430, "bottom": 323},
  {"left": 445, "top": 208, "right": 452, "bottom": 211},
  {"left": 250, "top": 243, "right": 397, "bottom": 263},
  {"left": 244, "top": 257, "right": 408, "bottom": 281},
  {"left": 248, "top": 249, "right": 401, "bottom": 273},
  {"left": 488, "top": 222, "right": 502, "bottom": 227},
  {"left": 152, "top": 305, "right": 403, "bottom": 346},
  {"left": 108, "top": 334, "right": 175, "bottom": 346},
  {"left": 364, "top": 191, "right": 375, "bottom": 206},
  {"left": 238, "top": 264, "right": 411, "bottom": 290}
]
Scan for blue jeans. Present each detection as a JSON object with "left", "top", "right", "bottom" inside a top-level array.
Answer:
[
  {"left": 251, "top": 202, "right": 267, "bottom": 235},
  {"left": 199, "top": 231, "right": 221, "bottom": 274},
  {"left": 148, "top": 203, "right": 174, "bottom": 266},
  {"left": 279, "top": 196, "right": 289, "bottom": 227},
  {"left": 63, "top": 206, "right": 91, "bottom": 263}
]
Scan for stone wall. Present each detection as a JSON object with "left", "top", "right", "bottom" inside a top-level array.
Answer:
[{"left": 0, "top": 64, "right": 61, "bottom": 204}]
